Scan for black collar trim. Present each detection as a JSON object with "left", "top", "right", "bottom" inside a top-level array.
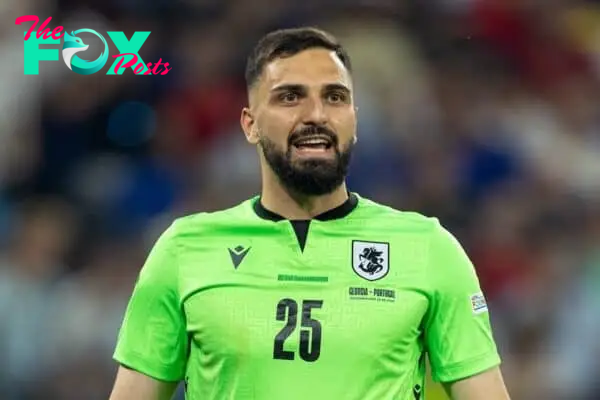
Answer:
[{"left": 253, "top": 193, "right": 358, "bottom": 222}]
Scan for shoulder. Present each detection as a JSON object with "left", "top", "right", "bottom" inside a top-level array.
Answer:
[
  {"left": 353, "top": 194, "right": 442, "bottom": 234},
  {"left": 167, "top": 196, "right": 257, "bottom": 238}
]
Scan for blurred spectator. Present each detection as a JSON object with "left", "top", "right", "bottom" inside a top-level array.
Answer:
[{"left": 0, "top": 197, "right": 77, "bottom": 398}]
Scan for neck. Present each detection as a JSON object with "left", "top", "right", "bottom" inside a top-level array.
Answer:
[{"left": 260, "top": 173, "right": 349, "bottom": 220}]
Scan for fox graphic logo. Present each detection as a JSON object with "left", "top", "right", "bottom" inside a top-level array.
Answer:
[{"left": 61, "top": 30, "right": 108, "bottom": 75}]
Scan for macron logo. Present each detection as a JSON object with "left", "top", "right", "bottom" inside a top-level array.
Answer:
[{"left": 228, "top": 245, "right": 250, "bottom": 269}]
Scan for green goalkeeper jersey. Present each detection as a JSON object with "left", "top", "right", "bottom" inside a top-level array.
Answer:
[{"left": 113, "top": 193, "right": 501, "bottom": 400}]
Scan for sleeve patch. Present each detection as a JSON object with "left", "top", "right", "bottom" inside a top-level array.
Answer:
[{"left": 470, "top": 293, "right": 488, "bottom": 314}]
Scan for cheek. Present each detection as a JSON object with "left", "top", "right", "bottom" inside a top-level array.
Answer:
[
  {"left": 332, "top": 112, "right": 357, "bottom": 144},
  {"left": 259, "top": 111, "right": 295, "bottom": 143}
]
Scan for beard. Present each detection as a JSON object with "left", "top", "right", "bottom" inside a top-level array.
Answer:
[{"left": 259, "top": 127, "right": 354, "bottom": 196}]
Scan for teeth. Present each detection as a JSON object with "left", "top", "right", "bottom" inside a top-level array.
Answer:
[
  {"left": 295, "top": 138, "right": 329, "bottom": 146},
  {"left": 302, "top": 140, "right": 326, "bottom": 145}
]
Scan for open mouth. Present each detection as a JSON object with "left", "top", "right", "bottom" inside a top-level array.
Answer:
[{"left": 292, "top": 135, "right": 333, "bottom": 151}]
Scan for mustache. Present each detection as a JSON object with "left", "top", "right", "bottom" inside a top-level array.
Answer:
[{"left": 288, "top": 125, "right": 338, "bottom": 146}]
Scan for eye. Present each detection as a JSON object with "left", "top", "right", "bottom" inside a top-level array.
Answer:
[
  {"left": 327, "top": 92, "right": 346, "bottom": 103},
  {"left": 280, "top": 92, "right": 299, "bottom": 103}
]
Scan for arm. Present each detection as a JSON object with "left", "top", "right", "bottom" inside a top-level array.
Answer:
[
  {"left": 444, "top": 366, "right": 510, "bottom": 400},
  {"left": 109, "top": 366, "right": 179, "bottom": 400},
  {"left": 110, "top": 223, "right": 188, "bottom": 398},
  {"left": 424, "top": 220, "right": 508, "bottom": 396}
]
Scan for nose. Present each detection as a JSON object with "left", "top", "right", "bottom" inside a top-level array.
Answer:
[{"left": 301, "top": 96, "right": 328, "bottom": 126}]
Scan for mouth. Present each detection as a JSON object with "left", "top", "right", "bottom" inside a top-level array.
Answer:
[{"left": 291, "top": 135, "right": 334, "bottom": 153}]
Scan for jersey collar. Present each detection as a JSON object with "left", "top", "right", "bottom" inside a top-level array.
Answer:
[{"left": 253, "top": 192, "right": 358, "bottom": 222}]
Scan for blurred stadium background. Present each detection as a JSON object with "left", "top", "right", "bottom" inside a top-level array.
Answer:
[{"left": 2, "top": 0, "right": 600, "bottom": 398}]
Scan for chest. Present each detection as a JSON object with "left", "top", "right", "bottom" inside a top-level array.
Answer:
[{"left": 179, "top": 223, "right": 430, "bottom": 364}]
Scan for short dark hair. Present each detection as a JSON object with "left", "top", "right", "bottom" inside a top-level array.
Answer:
[{"left": 245, "top": 27, "right": 352, "bottom": 89}]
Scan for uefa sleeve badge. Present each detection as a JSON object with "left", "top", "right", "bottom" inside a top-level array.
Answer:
[{"left": 470, "top": 292, "right": 488, "bottom": 314}]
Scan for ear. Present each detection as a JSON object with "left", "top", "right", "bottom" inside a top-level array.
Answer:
[
  {"left": 353, "top": 106, "right": 358, "bottom": 145},
  {"left": 241, "top": 108, "right": 259, "bottom": 144}
]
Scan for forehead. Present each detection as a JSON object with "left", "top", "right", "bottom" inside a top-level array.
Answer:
[{"left": 261, "top": 48, "right": 351, "bottom": 91}]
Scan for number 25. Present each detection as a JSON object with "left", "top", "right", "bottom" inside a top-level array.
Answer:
[{"left": 273, "top": 298, "right": 323, "bottom": 362}]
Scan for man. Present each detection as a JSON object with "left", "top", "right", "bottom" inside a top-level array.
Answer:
[{"left": 109, "top": 27, "right": 510, "bottom": 400}]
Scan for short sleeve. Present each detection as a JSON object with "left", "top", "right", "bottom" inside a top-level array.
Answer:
[
  {"left": 424, "top": 221, "right": 501, "bottom": 383},
  {"left": 113, "top": 223, "right": 188, "bottom": 381}
]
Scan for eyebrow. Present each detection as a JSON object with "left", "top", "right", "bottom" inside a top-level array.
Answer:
[
  {"left": 270, "top": 83, "right": 351, "bottom": 94},
  {"left": 323, "top": 83, "right": 351, "bottom": 94},
  {"left": 270, "top": 84, "right": 305, "bottom": 94}
]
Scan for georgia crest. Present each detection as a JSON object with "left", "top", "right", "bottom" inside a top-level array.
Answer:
[{"left": 352, "top": 240, "right": 389, "bottom": 281}]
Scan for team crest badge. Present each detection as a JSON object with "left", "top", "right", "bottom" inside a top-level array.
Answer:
[{"left": 352, "top": 240, "right": 389, "bottom": 281}]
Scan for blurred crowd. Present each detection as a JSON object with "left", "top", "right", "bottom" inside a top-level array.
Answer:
[{"left": 1, "top": 0, "right": 600, "bottom": 399}]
